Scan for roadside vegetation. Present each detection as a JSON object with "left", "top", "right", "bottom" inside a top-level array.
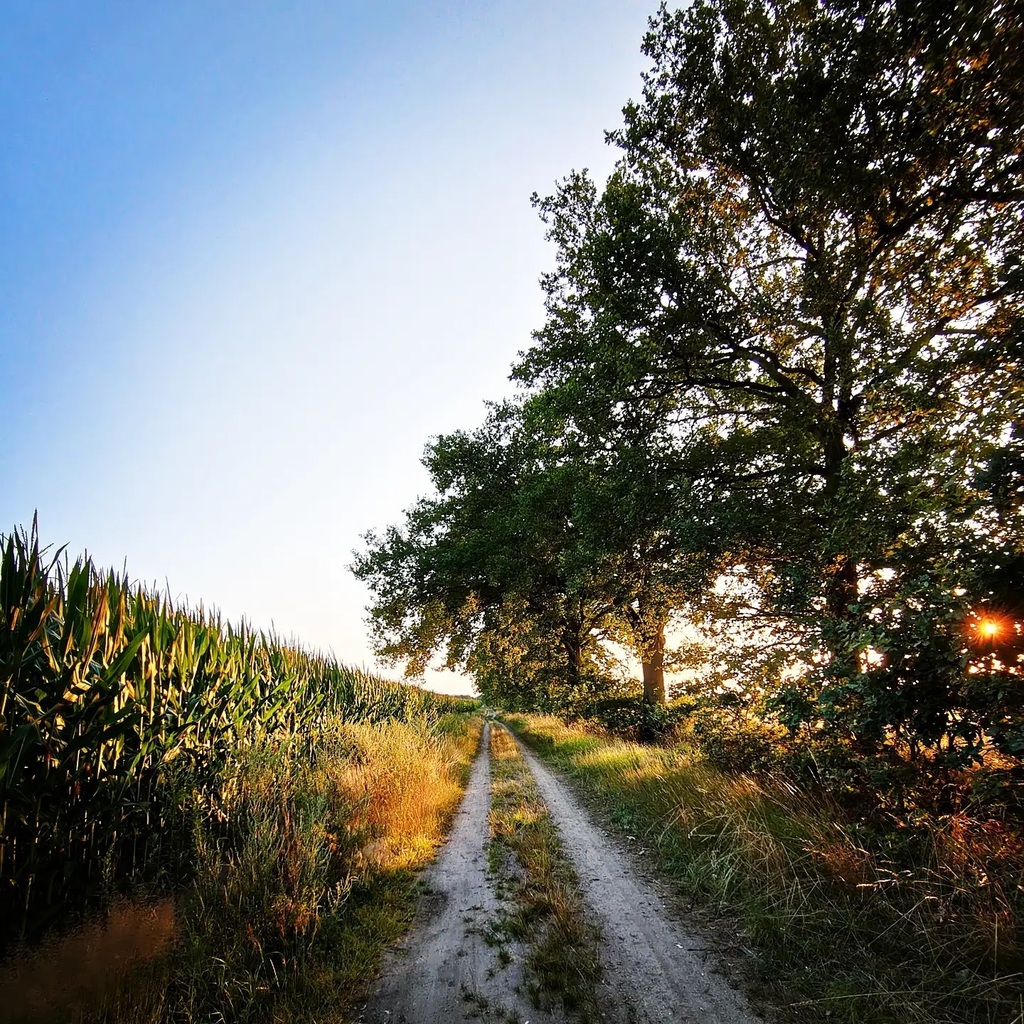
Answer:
[
  {"left": 0, "top": 523, "right": 480, "bottom": 1022},
  {"left": 355, "top": 0, "right": 1024, "bottom": 767},
  {"left": 508, "top": 712, "right": 1023, "bottom": 1024},
  {"left": 486, "top": 724, "right": 601, "bottom": 1020},
  {"left": 100, "top": 714, "right": 479, "bottom": 1024},
  {"left": 354, "top": 4, "right": 1024, "bottom": 1021}
]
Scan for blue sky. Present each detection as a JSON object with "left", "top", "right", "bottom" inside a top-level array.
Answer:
[{"left": 1, "top": 2, "right": 653, "bottom": 693}]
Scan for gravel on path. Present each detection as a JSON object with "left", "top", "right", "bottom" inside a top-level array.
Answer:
[{"left": 356, "top": 721, "right": 763, "bottom": 1024}]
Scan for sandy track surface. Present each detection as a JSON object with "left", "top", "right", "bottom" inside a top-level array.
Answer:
[
  {"left": 354, "top": 722, "right": 566, "bottom": 1024},
  {"left": 518, "top": 738, "right": 762, "bottom": 1024},
  {"left": 356, "top": 721, "right": 761, "bottom": 1024}
]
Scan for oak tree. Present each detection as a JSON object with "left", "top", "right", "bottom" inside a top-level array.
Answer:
[{"left": 516, "top": 0, "right": 1024, "bottom": 751}]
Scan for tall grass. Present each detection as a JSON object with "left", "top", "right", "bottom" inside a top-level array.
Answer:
[
  {"left": 0, "top": 522, "right": 474, "bottom": 951},
  {"left": 148, "top": 714, "right": 481, "bottom": 1023},
  {"left": 0, "top": 713, "right": 483, "bottom": 1023},
  {"left": 509, "top": 714, "right": 1024, "bottom": 1024}
]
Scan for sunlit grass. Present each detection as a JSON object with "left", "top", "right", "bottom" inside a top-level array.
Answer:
[
  {"left": 0, "top": 522, "right": 477, "bottom": 952},
  {"left": 0, "top": 521, "right": 483, "bottom": 1022},
  {"left": 334, "top": 718, "right": 477, "bottom": 869},
  {"left": 1, "top": 713, "right": 482, "bottom": 1023},
  {"left": 508, "top": 713, "right": 1024, "bottom": 1024}
]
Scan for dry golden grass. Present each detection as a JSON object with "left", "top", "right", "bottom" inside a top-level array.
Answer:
[
  {"left": 335, "top": 717, "right": 481, "bottom": 870},
  {"left": 0, "top": 900, "right": 176, "bottom": 1024}
]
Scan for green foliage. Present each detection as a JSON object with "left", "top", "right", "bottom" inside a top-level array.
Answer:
[
  {"left": 511, "top": 0, "right": 1024, "bottom": 755},
  {"left": 513, "top": 714, "right": 1024, "bottom": 1024},
  {"left": 17, "top": 713, "right": 483, "bottom": 1024},
  {"left": 583, "top": 695, "right": 694, "bottom": 742},
  {"left": 0, "top": 521, "right": 467, "bottom": 951},
  {"left": 352, "top": 403, "right": 623, "bottom": 707},
  {"left": 352, "top": 0, "right": 1024, "bottom": 767}
]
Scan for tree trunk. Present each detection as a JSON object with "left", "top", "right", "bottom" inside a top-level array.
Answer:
[
  {"left": 562, "top": 622, "right": 584, "bottom": 693},
  {"left": 826, "top": 553, "right": 859, "bottom": 619},
  {"left": 638, "top": 609, "right": 667, "bottom": 705},
  {"left": 821, "top": 411, "right": 859, "bottom": 622},
  {"left": 641, "top": 642, "right": 666, "bottom": 705}
]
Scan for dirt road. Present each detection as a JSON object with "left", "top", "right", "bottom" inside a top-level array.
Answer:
[
  {"left": 355, "top": 722, "right": 762, "bottom": 1024},
  {"left": 354, "top": 723, "right": 563, "bottom": 1024}
]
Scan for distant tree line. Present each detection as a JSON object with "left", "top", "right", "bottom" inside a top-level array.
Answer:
[{"left": 353, "top": 0, "right": 1023, "bottom": 767}]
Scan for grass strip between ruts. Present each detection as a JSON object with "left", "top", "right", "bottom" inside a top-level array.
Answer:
[{"left": 487, "top": 723, "right": 602, "bottom": 1022}]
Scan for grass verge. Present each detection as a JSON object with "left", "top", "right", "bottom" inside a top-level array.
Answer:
[
  {"left": 1, "top": 713, "right": 482, "bottom": 1024},
  {"left": 506, "top": 713, "right": 1024, "bottom": 1024},
  {"left": 487, "top": 724, "right": 601, "bottom": 1021}
]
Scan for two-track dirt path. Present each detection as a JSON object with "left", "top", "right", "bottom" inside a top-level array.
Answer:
[
  {"left": 354, "top": 723, "right": 560, "bottom": 1024},
  {"left": 355, "top": 722, "right": 762, "bottom": 1024}
]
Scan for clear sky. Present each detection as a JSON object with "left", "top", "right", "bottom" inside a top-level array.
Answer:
[{"left": 1, "top": 2, "right": 654, "bottom": 694}]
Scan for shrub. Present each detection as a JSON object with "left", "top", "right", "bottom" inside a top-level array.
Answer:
[{"left": 583, "top": 696, "right": 695, "bottom": 742}]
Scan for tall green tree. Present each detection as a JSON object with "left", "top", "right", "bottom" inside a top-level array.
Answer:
[
  {"left": 520, "top": 391, "right": 717, "bottom": 705},
  {"left": 516, "top": 0, "right": 1024, "bottom": 752},
  {"left": 351, "top": 404, "right": 618, "bottom": 707}
]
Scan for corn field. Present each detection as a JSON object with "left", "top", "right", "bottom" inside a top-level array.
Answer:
[{"left": 0, "top": 522, "right": 472, "bottom": 951}]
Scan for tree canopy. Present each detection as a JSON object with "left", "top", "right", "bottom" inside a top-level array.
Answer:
[{"left": 354, "top": 0, "right": 1023, "bottom": 763}]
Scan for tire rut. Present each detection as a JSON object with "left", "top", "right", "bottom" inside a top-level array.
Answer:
[
  {"left": 516, "top": 738, "right": 762, "bottom": 1024},
  {"left": 354, "top": 722, "right": 566, "bottom": 1024},
  {"left": 356, "top": 721, "right": 762, "bottom": 1024}
]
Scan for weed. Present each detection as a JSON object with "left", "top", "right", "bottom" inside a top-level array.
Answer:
[
  {"left": 0, "top": 523, "right": 479, "bottom": 954},
  {"left": 1, "top": 714, "right": 482, "bottom": 1023}
]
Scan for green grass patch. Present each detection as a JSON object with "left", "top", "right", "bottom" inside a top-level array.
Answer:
[{"left": 505, "top": 713, "right": 1024, "bottom": 1024}]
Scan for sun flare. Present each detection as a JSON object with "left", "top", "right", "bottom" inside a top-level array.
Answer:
[{"left": 974, "top": 615, "right": 1008, "bottom": 642}]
